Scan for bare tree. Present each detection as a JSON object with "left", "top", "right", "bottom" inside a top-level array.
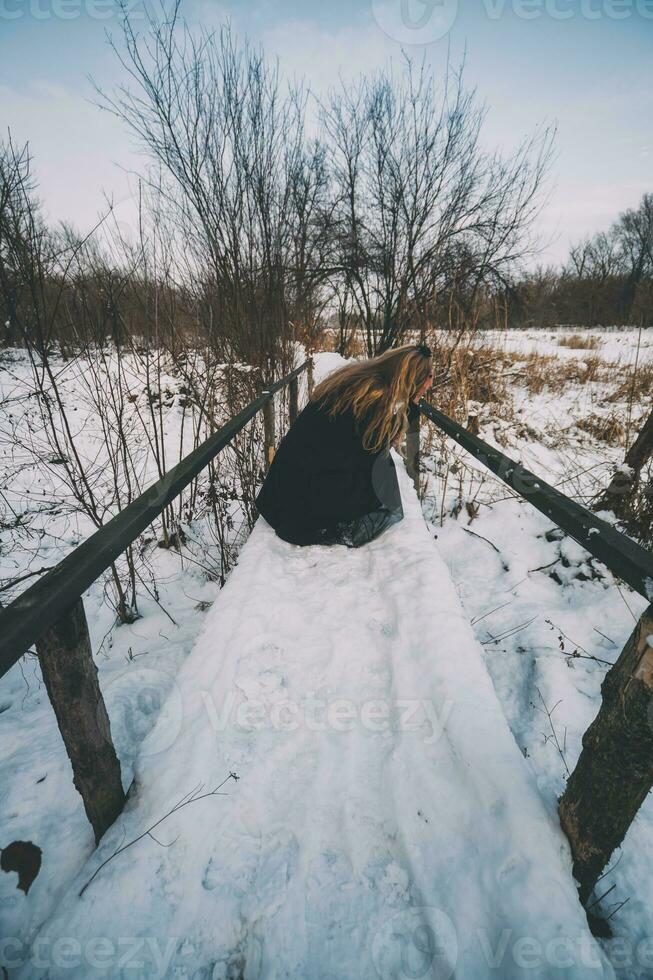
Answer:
[
  {"left": 321, "top": 55, "right": 555, "bottom": 354},
  {"left": 95, "top": 4, "right": 331, "bottom": 377}
]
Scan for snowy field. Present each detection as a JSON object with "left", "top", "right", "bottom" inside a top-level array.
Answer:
[
  {"left": 0, "top": 328, "right": 652, "bottom": 978},
  {"left": 481, "top": 326, "right": 652, "bottom": 366}
]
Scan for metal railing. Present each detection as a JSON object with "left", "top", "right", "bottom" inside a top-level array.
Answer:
[
  {"left": 417, "top": 399, "right": 653, "bottom": 601},
  {"left": 417, "top": 398, "right": 653, "bottom": 910},
  {"left": 0, "top": 359, "right": 309, "bottom": 843}
]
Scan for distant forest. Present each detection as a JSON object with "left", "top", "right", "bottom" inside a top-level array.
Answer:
[
  {"left": 0, "top": 7, "right": 651, "bottom": 367},
  {"left": 507, "top": 193, "right": 652, "bottom": 331}
]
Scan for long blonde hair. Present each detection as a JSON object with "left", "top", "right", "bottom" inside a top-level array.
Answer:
[{"left": 311, "top": 344, "right": 433, "bottom": 452}]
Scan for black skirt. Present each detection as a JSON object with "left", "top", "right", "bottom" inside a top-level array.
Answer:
[{"left": 255, "top": 399, "right": 404, "bottom": 548}]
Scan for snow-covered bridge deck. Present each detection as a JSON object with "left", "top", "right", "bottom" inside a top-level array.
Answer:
[{"left": 18, "top": 457, "right": 615, "bottom": 979}]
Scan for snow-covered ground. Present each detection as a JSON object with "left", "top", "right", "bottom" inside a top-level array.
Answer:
[
  {"left": 480, "top": 326, "right": 652, "bottom": 366},
  {"left": 1, "top": 329, "right": 652, "bottom": 978},
  {"left": 3, "top": 456, "right": 618, "bottom": 979},
  {"left": 420, "top": 327, "right": 653, "bottom": 978}
]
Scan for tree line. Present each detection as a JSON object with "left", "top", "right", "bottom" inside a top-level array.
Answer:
[
  {"left": 0, "top": 2, "right": 556, "bottom": 368},
  {"left": 507, "top": 193, "right": 653, "bottom": 330},
  {"left": 0, "top": 3, "right": 649, "bottom": 373}
]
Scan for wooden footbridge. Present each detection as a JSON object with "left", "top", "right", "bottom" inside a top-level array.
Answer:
[{"left": 1, "top": 356, "right": 652, "bottom": 943}]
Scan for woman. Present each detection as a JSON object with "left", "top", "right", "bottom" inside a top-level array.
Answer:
[{"left": 256, "top": 343, "right": 434, "bottom": 548}]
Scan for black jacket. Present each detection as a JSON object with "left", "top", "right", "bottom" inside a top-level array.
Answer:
[{"left": 255, "top": 398, "right": 403, "bottom": 545}]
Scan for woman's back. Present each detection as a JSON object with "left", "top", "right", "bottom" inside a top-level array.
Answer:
[
  {"left": 255, "top": 398, "right": 402, "bottom": 545},
  {"left": 255, "top": 345, "right": 433, "bottom": 547}
]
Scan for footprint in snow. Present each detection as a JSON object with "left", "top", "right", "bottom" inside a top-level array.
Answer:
[
  {"left": 368, "top": 617, "right": 396, "bottom": 638},
  {"left": 240, "top": 828, "right": 299, "bottom": 921}
]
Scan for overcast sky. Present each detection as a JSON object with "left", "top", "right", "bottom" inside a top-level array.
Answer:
[{"left": 1, "top": 0, "right": 651, "bottom": 268}]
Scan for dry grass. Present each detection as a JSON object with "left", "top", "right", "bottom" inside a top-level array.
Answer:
[
  {"left": 576, "top": 413, "right": 626, "bottom": 447},
  {"left": 495, "top": 350, "right": 610, "bottom": 395},
  {"left": 605, "top": 360, "right": 653, "bottom": 404},
  {"left": 558, "top": 333, "right": 602, "bottom": 350},
  {"left": 314, "top": 329, "right": 648, "bottom": 433},
  {"left": 318, "top": 329, "right": 368, "bottom": 358},
  {"left": 433, "top": 344, "right": 514, "bottom": 418}
]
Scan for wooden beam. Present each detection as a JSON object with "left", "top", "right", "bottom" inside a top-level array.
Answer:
[
  {"left": 418, "top": 400, "right": 653, "bottom": 600},
  {"left": 263, "top": 396, "right": 276, "bottom": 469},
  {"left": 594, "top": 408, "right": 653, "bottom": 516},
  {"left": 405, "top": 402, "right": 420, "bottom": 492},
  {"left": 36, "top": 598, "right": 126, "bottom": 844},
  {"left": 289, "top": 375, "right": 299, "bottom": 425},
  {"left": 0, "top": 360, "right": 309, "bottom": 675},
  {"left": 307, "top": 356, "right": 315, "bottom": 398}
]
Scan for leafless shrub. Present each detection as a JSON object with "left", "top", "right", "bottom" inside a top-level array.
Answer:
[
  {"left": 95, "top": 5, "right": 330, "bottom": 377},
  {"left": 322, "top": 56, "right": 555, "bottom": 354}
]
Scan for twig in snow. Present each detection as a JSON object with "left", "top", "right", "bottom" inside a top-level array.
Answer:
[
  {"left": 483, "top": 615, "right": 538, "bottom": 645},
  {"left": 592, "top": 626, "right": 616, "bottom": 647},
  {"left": 532, "top": 687, "right": 570, "bottom": 776},
  {"left": 528, "top": 559, "right": 559, "bottom": 574},
  {"left": 615, "top": 583, "right": 638, "bottom": 623},
  {"left": 0, "top": 565, "right": 53, "bottom": 593},
  {"left": 605, "top": 897, "right": 631, "bottom": 921},
  {"left": 471, "top": 599, "right": 513, "bottom": 626},
  {"left": 545, "top": 619, "right": 614, "bottom": 668},
  {"left": 586, "top": 883, "right": 616, "bottom": 911},
  {"left": 595, "top": 851, "right": 623, "bottom": 885},
  {"left": 461, "top": 526, "right": 501, "bottom": 554},
  {"left": 134, "top": 567, "right": 177, "bottom": 626},
  {"left": 78, "top": 772, "right": 239, "bottom": 898}
]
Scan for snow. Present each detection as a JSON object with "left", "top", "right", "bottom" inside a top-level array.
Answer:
[
  {"left": 5, "top": 457, "right": 615, "bottom": 979},
  {"left": 481, "top": 327, "right": 652, "bottom": 368},
  {"left": 2, "top": 331, "right": 653, "bottom": 978}
]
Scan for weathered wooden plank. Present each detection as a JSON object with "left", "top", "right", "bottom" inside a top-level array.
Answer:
[
  {"left": 35, "top": 598, "right": 126, "bottom": 844},
  {"left": 263, "top": 396, "right": 276, "bottom": 469},
  {"left": 289, "top": 375, "right": 299, "bottom": 425}
]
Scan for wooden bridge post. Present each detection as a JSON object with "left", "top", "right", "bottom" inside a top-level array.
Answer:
[
  {"left": 307, "top": 356, "right": 315, "bottom": 398},
  {"left": 594, "top": 408, "right": 653, "bottom": 517},
  {"left": 289, "top": 375, "right": 299, "bottom": 425},
  {"left": 35, "top": 598, "right": 126, "bottom": 844},
  {"left": 405, "top": 402, "right": 420, "bottom": 492},
  {"left": 558, "top": 604, "right": 653, "bottom": 904},
  {"left": 263, "top": 392, "right": 276, "bottom": 469}
]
